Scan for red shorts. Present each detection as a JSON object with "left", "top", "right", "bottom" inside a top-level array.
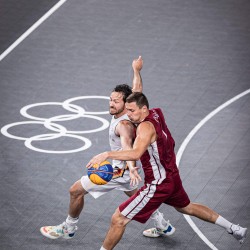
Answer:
[{"left": 119, "top": 171, "right": 190, "bottom": 223}]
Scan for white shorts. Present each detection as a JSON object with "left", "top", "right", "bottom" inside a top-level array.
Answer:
[{"left": 81, "top": 169, "right": 138, "bottom": 199}]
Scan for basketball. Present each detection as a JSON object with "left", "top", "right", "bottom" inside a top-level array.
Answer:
[{"left": 88, "top": 161, "right": 113, "bottom": 185}]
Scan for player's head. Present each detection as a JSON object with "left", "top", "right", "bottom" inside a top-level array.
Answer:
[
  {"left": 125, "top": 92, "right": 149, "bottom": 123},
  {"left": 109, "top": 84, "right": 132, "bottom": 116}
]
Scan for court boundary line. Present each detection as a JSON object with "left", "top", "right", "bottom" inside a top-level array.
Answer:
[
  {"left": 0, "top": 0, "right": 67, "bottom": 62},
  {"left": 176, "top": 88, "right": 250, "bottom": 250},
  {"left": 1, "top": 1, "right": 249, "bottom": 246}
]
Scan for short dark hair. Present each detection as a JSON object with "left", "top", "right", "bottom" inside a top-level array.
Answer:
[
  {"left": 126, "top": 92, "right": 149, "bottom": 108},
  {"left": 112, "top": 84, "right": 132, "bottom": 102}
]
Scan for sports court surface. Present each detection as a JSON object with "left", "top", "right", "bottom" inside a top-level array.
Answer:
[{"left": 0, "top": 0, "right": 250, "bottom": 249}]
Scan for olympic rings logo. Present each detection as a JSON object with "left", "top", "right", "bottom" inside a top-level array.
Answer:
[{"left": 1, "top": 96, "right": 110, "bottom": 154}]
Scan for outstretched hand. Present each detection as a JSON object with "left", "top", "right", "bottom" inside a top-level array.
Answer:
[
  {"left": 129, "top": 167, "right": 142, "bottom": 186},
  {"left": 132, "top": 56, "right": 143, "bottom": 72},
  {"left": 86, "top": 152, "right": 108, "bottom": 168}
]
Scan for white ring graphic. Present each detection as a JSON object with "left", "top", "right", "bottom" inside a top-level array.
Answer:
[
  {"left": 176, "top": 88, "right": 250, "bottom": 250},
  {"left": 20, "top": 102, "right": 86, "bottom": 121},
  {"left": 1, "top": 96, "right": 110, "bottom": 154},
  {"left": 44, "top": 114, "right": 109, "bottom": 134},
  {"left": 63, "top": 96, "right": 110, "bottom": 115},
  {"left": 25, "top": 133, "right": 92, "bottom": 154},
  {"left": 1, "top": 121, "right": 67, "bottom": 140}
]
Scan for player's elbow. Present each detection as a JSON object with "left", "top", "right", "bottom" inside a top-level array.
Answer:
[{"left": 132, "top": 87, "right": 143, "bottom": 93}]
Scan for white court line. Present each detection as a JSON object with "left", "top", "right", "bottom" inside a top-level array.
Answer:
[
  {"left": 176, "top": 88, "right": 250, "bottom": 250},
  {"left": 0, "top": 0, "right": 67, "bottom": 62}
]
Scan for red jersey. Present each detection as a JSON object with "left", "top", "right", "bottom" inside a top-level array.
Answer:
[{"left": 139, "top": 108, "right": 178, "bottom": 184}]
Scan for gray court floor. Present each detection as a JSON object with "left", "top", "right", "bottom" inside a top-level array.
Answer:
[{"left": 0, "top": 0, "right": 250, "bottom": 249}]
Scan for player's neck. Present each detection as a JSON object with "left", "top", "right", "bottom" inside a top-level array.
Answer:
[
  {"left": 114, "top": 110, "right": 127, "bottom": 119},
  {"left": 139, "top": 110, "right": 149, "bottom": 122}
]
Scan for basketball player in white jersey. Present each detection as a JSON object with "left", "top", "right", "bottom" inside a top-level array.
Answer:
[{"left": 40, "top": 56, "right": 175, "bottom": 239}]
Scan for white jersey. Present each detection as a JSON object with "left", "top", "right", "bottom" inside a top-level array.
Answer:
[
  {"left": 109, "top": 113, "right": 130, "bottom": 170},
  {"left": 81, "top": 113, "right": 139, "bottom": 199}
]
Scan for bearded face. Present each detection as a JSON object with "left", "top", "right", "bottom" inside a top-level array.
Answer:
[{"left": 109, "top": 92, "right": 125, "bottom": 117}]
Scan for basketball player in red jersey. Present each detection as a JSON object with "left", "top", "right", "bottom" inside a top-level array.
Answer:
[{"left": 87, "top": 91, "right": 248, "bottom": 250}]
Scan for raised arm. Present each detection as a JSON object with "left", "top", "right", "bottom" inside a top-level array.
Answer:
[{"left": 132, "top": 56, "right": 143, "bottom": 93}]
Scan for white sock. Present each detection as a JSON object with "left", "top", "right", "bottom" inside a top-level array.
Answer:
[
  {"left": 151, "top": 210, "right": 168, "bottom": 229},
  {"left": 215, "top": 215, "right": 233, "bottom": 233},
  {"left": 100, "top": 246, "right": 107, "bottom": 250},
  {"left": 65, "top": 215, "right": 79, "bottom": 232}
]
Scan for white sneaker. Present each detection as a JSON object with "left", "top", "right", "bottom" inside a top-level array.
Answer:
[
  {"left": 228, "top": 224, "right": 247, "bottom": 244},
  {"left": 143, "top": 221, "right": 176, "bottom": 238},
  {"left": 40, "top": 222, "right": 77, "bottom": 239}
]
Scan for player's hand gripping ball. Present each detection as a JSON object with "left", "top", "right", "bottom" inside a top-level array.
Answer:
[{"left": 88, "top": 161, "right": 113, "bottom": 185}]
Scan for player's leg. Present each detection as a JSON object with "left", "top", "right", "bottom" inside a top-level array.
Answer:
[
  {"left": 100, "top": 182, "right": 165, "bottom": 249},
  {"left": 122, "top": 175, "right": 176, "bottom": 238},
  {"left": 40, "top": 180, "right": 87, "bottom": 239},
  {"left": 175, "top": 202, "right": 219, "bottom": 223},
  {"left": 101, "top": 208, "right": 131, "bottom": 250},
  {"left": 143, "top": 209, "right": 175, "bottom": 237},
  {"left": 176, "top": 203, "right": 247, "bottom": 244},
  {"left": 123, "top": 189, "right": 137, "bottom": 197},
  {"left": 40, "top": 175, "right": 128, "bottom": 240},
  {"left": 68, "top": 180, "right": 87, "bottom": 217}
]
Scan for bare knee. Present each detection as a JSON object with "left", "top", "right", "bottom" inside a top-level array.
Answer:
[
  {"left": 124, "top": 189, "right": 138, "bottom": 197},
  {"left": 111, "top": 208, "right": 130, "bottom": 228},
  {"left": 175, "top": 203, "right": 193, "bottom": 215},
  {"left": 69, "top": 180, "right": 87, "bottom": 198}
]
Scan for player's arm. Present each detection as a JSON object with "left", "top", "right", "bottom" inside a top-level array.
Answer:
[
  {"left": 132, "top": 56, "right": 143, "bottom": 93},
  {"left": 116, "top": 120, "right": 142, "bottom": 185},
  {"left": 86, "top": 121, "right": 156, "bottom": 167},
  {"left": 115, "top": 120, "right": 135, "bottom": 162}
]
